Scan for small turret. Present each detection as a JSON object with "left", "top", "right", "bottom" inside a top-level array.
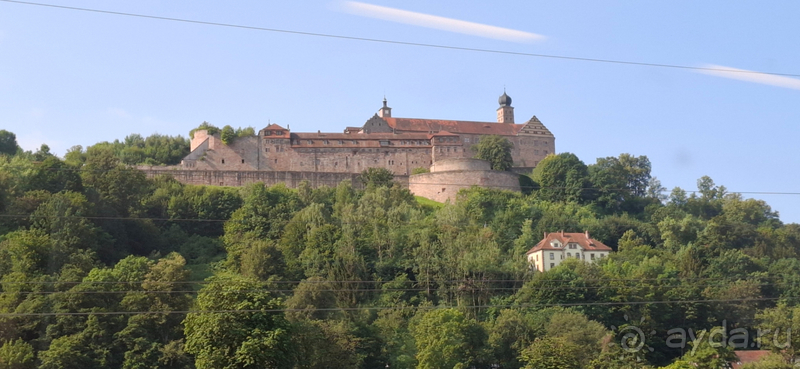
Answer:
[
  {"left": 497, "top": 91, "right": 514, "bottom": 123},
  {"left": 379, "top": 97, "right": 392, "bottom": 118}
]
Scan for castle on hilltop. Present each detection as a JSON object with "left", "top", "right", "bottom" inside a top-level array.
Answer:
[{"left": 179, "top": 93, "right": 555, "bottom": 176}]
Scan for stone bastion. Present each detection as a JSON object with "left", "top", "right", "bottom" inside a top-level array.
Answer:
[{"left": 409, "top": 158, "right": 521, "bottom": 203}]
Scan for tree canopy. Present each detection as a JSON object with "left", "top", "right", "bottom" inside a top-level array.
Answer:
[
  {"left": 0, "top": 137, "right": 797, "bottom": 368},
  {"left": 473, "top": 134, "right": 514, "bottom": 171}
]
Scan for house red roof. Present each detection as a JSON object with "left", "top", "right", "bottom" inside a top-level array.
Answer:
[
  {"left": 730, "top": 351, "right": 772, "bottom": 369},
  {"left": 526, "top": 232, "right": 612, "bottom": 254},
  {"left": 383, "top": 117, "right": 525, "bottom": 136}
]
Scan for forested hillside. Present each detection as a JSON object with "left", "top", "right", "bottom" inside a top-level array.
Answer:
[{"left": 1, "top": 129, "right": 798, "bottom": 369}]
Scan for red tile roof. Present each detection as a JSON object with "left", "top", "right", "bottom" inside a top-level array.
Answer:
[
  {"left": 383, "top": 117, "right": 525, "bottom": 136},
  {"left": 730, "top": 351, "right": 771, "bottom": 369},
  {"left": 292, "top": 132, "right": 431, "bottom": 140},
  {"left": 431, "top": 130, "right": 460, "bottom": 136},
  {"left": 526, "top": 232, "right": 612, "bottom": 254},
  {"left": 263, "top": 124, "right": 287, "bottom": 131}
]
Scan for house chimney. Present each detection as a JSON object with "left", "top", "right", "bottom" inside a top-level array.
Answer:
[{"left": 585, "top": 230, "right": 589, "bottom": 239}]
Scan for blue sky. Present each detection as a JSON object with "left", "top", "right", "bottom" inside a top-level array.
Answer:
[{"left": 1, "top": 1, "right": 799, "bottom": 222}]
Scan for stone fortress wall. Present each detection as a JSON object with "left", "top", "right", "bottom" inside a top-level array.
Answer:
[
  {"left": 178, "top": 94, "right": 555, "bottom": 176},
  {"left": 138, "top": 167, "right": 409, "bottom": 189},
  {"left": 144, "top": 93, "right": 548, "bottom": 202},
  {"left": 408, "top": 158, "right": 521, "bottom": 203}
]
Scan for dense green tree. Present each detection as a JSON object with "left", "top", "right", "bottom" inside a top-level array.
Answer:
[
  {"left": 589, "top": 153, "right": 654, "bottom": 213},
  {"left": 410, "top": 308, "right": 487, "bottom": 369},
  {"left": 220, "top": 125, "right": 236, "bottom": 145},
  {"left": 27, "top": 157, "right": 83, "bottom": 194},
  {"left": 531, "top": 153, "right": 592, "bottom": 203},
  {"left": 473, "top": 134, "right": 514, "bottom": 171},
  {"left": 486, "top": 309, "right": 543, "bottom": 369},
  {"left": 0, "top": 130, "right": 19, "bottom": 156},
  {"left": 740, "top": 353, "right": 793, "bottom": 369},
  {"left": 519, "top": 337, "right": 581, "bottom": 369},
  {"left": 183, "top": 274, "right": 293, "bottom": 369},
  {"left": 290, "top": 319, "right": 363, "bottom": 369},
  {"left": 545, "top": 310, "right": 609, "bottom": 365},
  {"left": 0, "top": 338, "right": 35, "bottom": 369},
  {"left": 359, "top": 167, "right": 394, "bottom": 188}
]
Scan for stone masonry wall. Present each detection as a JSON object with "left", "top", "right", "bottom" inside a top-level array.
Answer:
[
  {"left": 408, "top": 170, "right": 521, "bottom": 203},
  {"left": 139, "top": 168, "right": 410, "bottom": 189}
]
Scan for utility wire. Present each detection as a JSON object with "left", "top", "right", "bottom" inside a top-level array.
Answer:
[
  {"left": 1, "top": 0, "right": 799, "bottom": 78},
  {"left": 0, "top": 276, "right": 786, "bottom": 286},
  {"left": 0, "top": 296, "right": 784, "bottom": 317},
  {"left": 2, "top": 281, "right": 792, "bottom": 295}
]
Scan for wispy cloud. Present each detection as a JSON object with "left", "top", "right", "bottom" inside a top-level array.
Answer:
[
  {"left": 700, "top": 64, "right": 800, "bottom": 91},
  {"left": 339, "top": 1, "right": 545, "bottom": 43}
]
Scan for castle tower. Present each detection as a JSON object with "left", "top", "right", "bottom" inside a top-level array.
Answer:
[
  {"left": 496, "top": 92, "right": 514, "bottom": 123},
  {"left": 378, "top": 97, "right": 392, "bottom": 118}
]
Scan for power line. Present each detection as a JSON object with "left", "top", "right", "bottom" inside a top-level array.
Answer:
[
  {"left": 3, "top": 281, "right": 792, "bottom": 295},
  {"left": 0, "top": 296, "right": 784, "bottom": 317},
  {"left": 1, "top": 0, "right": 798, "bottom": 78},
  {"left": 0, "top": 276, "right": 784, "bottom": 286}
]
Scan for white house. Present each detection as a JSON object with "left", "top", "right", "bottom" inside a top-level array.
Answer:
[{"left": 526, "top": 231, "right": 612, "bottom": 272}]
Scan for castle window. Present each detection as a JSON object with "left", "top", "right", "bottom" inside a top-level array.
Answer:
[
  {"left": 265, "top": 131, "right": 271, "bottom": 136},
  {"left": 221, "top": 159, "right": 225, "bottom": 164},
  {"left": 274, "top": 159, "right": 277, "bottom": 163},
  {"left": 324, "top": 140, "right": 329, "bottom": 145},
  {"left": 549, "top": 253, "right": 554, "bottom": 260},
  {"left": 352, "top": 140, "right": 357, "bottom": 144},
  {"left": 464, "top": 138, "right": 470, "bottom": 143},
  {"left": 241, "top": 159, "right": 245, "bottom": 163},
  {"left": 276, "top": 131, "right": 282, "bottom": 135},
  {"left": 338, "top": 140, "right": 343, "bottom": 144},
  {"left": 544, "top": 150, "right": 549, "bottom": 154},
  {"left": 591, "top": 254, "right": 595, "bottom": 260},
  {"left": 567, "top": 253, "right": 571, "bottom": 258},
  {"left": 307, "top": 140, "right": 313, "bottom": 144},
  {"left": 265, "top": 148, "right": 269, "bottom": 152}
]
